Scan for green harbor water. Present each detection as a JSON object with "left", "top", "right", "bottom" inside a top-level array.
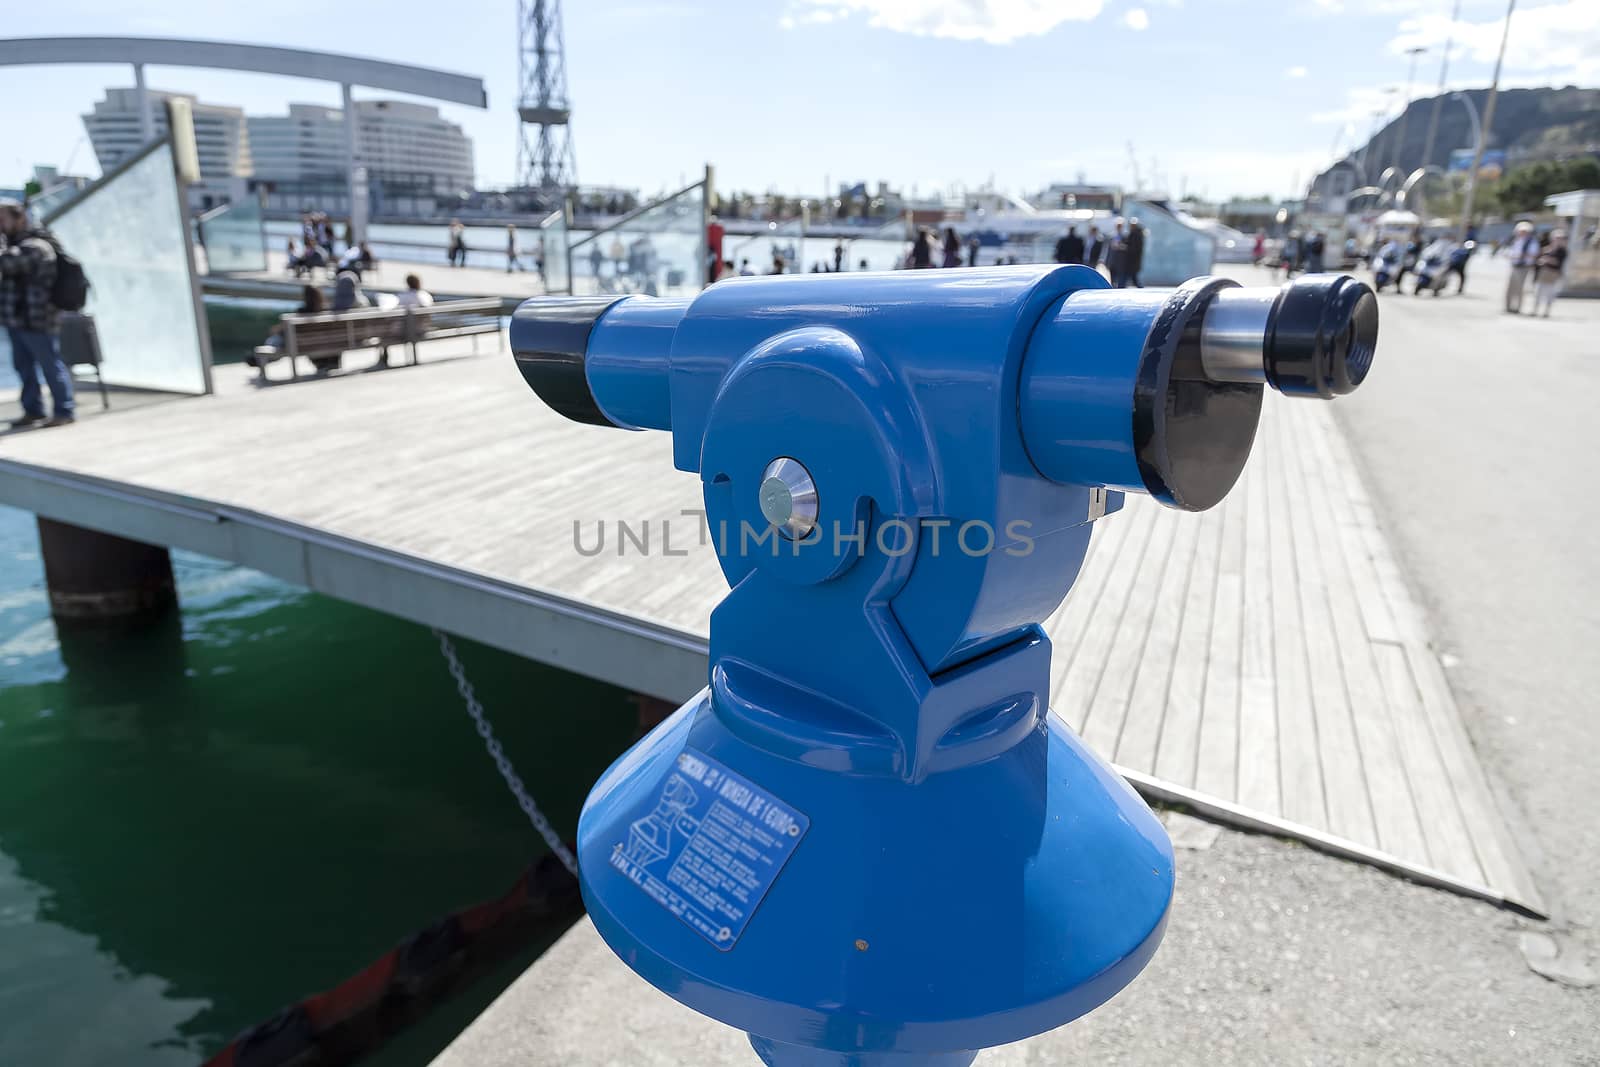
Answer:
[{"left": 0, "top": 501, "right": 642, "bottom": 1065}]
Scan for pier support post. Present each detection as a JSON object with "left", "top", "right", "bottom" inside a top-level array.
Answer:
[{"left": 37, "top": 518, "right": 177, "bottom": 626}]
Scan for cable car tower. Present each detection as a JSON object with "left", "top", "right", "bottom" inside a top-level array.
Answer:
[{"left": 517, "top": 0, "right": 577, "bottom": 191}]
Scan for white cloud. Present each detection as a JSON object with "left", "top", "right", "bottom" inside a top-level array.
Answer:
[
  {"left": 1286, "top": 65, "right": 1309, "bottom": 78},
  {"left": 1123, "top": 7, "right": 1150, "bottom": 30},
  {"left": 1389, "top": 0, "right": 1600, "bottom": 84},
  {"left": 788, "top": 0, "right": 1105, "bottom": 44}
]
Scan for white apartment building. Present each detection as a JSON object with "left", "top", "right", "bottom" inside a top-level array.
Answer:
[
  {"left": 248, "top": 99, "right": 474, "bottom": 196},
  {"left": 83, "top": 88, "right": 253, "bottom": 182}
]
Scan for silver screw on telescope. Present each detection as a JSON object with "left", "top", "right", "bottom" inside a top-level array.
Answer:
[{"left": 759, "top": 457, "right": 819, "bottom": 540}]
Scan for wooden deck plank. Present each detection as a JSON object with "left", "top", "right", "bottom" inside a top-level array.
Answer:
[
  {"left": 1235, "top": 454, "right": 1280, "bottom": 814},
  {"left": 1195, "top": 490, "right": 1245, "bottom": 802},
  {"left": 1110, "top": 513, "right": 1200, "bottom": 775},
  {"left": 1300, "top": 406, "right": 1428, "bottom": 862},
  {"left": 1372, "top": 643, "right": 1482, "bottom": 880},
  {"left": 1262, "top": 401, "right": 1326, "bottom": 828},
  {"left": 1079, "top": 507, "right": 1180, "bottom": 758},
  {"left": 1151, "top": 495, "right": 1223, "bottom": 789},
  {"left": 1045, "top": 510, "right": 1134, "bottom": 705},
  {"left": 1279, "top": 402, "right": 1377, "bottom": 844},
  {"left": 1053, "top": 503, "right": 1159, "bottom": 736}
]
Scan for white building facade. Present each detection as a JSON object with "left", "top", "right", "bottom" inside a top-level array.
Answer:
[
  {"left": 82, "top": 88, "right": 253, "bottom": 209},
  {"left": 248, "top": 99, "right": 474, "bottom": 216}
]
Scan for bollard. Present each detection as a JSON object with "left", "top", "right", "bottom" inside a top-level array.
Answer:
[{"left": 510, "top": 265, "right": 1377, "bottom": 1066}]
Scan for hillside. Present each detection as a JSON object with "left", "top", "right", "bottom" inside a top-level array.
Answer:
[{"left": 1356, "top": 85, "right": 1600, "bottom": 175}]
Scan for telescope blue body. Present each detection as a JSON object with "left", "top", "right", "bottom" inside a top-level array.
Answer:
[{"left": 510, "top": 264, "right": 1376, "bottom": 1066}]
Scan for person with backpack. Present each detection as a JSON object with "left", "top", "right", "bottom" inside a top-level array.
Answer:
[{"left": 0, "top": 197, "right": 80, "bottom": 428}]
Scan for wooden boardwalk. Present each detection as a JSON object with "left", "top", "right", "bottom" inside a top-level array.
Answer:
[{"left": 0, "top": 346, "right": 1541, "bottom": 912}]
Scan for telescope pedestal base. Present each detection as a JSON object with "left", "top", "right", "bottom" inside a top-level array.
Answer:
[{"left": 751, "top": 1036, "right": 977, "bottom": 1067}]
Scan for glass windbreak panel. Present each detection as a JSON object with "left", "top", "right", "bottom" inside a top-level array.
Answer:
[
  {"left": 197, "top": 194, "right": 267, "bottom": 273},
  {"left": 1126, "top": 201, "right": 1216, "bottom": 285},
  {"left": 571, "top": 182, "right": 705, "bottom": 296},
  {"left": 47, "top": 142, "right": 210, "bottom": 394},
  {"left": 26, "top": 184, "right": 85, "bottom": 226},
  {"left": 730, "top": 216, "right": 806, "bottom": 275},
  {"left": 539, "top": 209, "right": 570, "bottom": 294}
]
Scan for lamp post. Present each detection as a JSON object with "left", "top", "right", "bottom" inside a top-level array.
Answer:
[
  {"left": 1393, "top": 46, "right": 1428, "bottom": 177},
  {"left": 1459, "top": 0, "right": 1516, "bottom": 241},
  {"left": 1420, "top": 0, "right": 1462, "bottom": 171},
  {"left": 1453, "top": 92, "right": 1483, "bottom": 232}
]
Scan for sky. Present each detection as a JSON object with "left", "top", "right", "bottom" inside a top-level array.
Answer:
[{"left": 3, "top": 0, "right": 1596, "bottom": 202}]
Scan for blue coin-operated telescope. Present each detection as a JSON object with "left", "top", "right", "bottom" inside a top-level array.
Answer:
[{"left": 510, "top": 266, "right": 1377, "bottom": 1066}]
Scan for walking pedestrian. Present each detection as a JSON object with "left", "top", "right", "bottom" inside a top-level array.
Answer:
[
  {"left": 1252, "top": 229, "right": 1266, "bottom": 265},
  {"left": 1396, "top": 226, "right": 1421, "bottom": 292},
  {"left": 911, "top": 228, "right": 935, "bottom": 269},
  {"left": 941, "top": 227, "right": 963, "bottom": 268},
  {"left": 1304, "top": 230, "right": 1325, "bottom": 274},
  {"left": 0, "top": 198, "right": 76, "bottom": 428},
  {"left": 1504, "top": 221, "right": 1539, "bottom": 314},
  {"left": 447, "top": 219, "right": 467, "bottom": 267},
  {"left": 1055, "top": 226, "right": 1084, "bottom": 266},
  {"left": 1125, "top": 218, "right": 1145, "bottom": 287},
  {"left": 1279, "top": 231, "right": 1301, "bottom": 278},
  {"left": 833, "top": 240, "right": 845, "bottom": 273},
  {"left": 1085, "top": 226, "right": 1104, "bottom": 269},
  {"left": 966, "top": 235, "right": 980, "bottom": 267},
  {"left": 1106, "top": 221, "right": 1129, "bottom": 287},
  {"left": 708, "top": 215, "right": 726, "bottom": 281},
  {"left": 506, "top": 224, "right": 521, "bottom": 272},
  {"left": 1530, "top": 229, "right": 1568, "bottom": 317},
  {"left": 1446, "top": 240, "right": 1475, "bottom": 294}
]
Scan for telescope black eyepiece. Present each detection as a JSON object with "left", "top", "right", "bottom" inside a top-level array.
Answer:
[
  {"left": 510, "top": 295, "right": 625, "bottom": 427},
  {"left": 1263, "top": 274, "right": 1378, "bottom": 398}
]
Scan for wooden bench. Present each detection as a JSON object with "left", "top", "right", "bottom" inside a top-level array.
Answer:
[{"left": 252, "top": 297, "right": 503, "bottom": 383}]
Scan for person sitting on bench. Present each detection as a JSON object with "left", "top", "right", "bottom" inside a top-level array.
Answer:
[{"left": 248, "top": 285, "right": 325, "bottom": 367}]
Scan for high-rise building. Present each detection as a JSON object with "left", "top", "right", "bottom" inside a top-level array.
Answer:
[
  {"left": 83, "top": 88, "right": 253, "bottom": 180},
  {"left": 249, "top": 99, "right": 474, "bottom": 197}
]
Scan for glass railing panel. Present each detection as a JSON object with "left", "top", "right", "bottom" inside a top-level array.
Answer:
[
  {"left": 539, "top": 208, "right": 571, "bottom": 294},
  {"left": 197, "top": 192, "right": 268, "bottom": 273},
  {"left": 569, "top": 181, "right": 705, "bottom": 296},
  {"left": 45, "top": 141, "right": 212, "bottom": 394},
  {"left": 1124, "top": 201, "right": 1216, "bottom": 285},
  {"left": 25, "top": 183, "right": 86, "bottom": 226}
]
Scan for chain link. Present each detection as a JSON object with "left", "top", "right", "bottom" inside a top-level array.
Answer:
[{"left": 432, "top": 629, "right": 579, "bottom": 875}]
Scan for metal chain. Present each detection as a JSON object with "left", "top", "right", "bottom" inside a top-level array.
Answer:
[{"left": 432, "top": 629, "right": 579, "bottom": 875}]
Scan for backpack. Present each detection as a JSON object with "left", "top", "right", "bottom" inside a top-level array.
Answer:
[{"left": 35, "top": 232, "right": 90, "bottom": 312}]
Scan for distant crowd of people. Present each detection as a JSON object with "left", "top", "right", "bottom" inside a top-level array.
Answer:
[
  {"left": 1050, "top": 219, "right": 1148, "bottom": 287},
  {"left": 446, "top": 219, "right": 546, "bottom": 279},
  {"left": 1362, "top": 220, "right": 1569, "bottom": 315},
  {"left": 285, "top": 210, "right": 373, "bottom": 279},
  {"left": 1271, "top": 229, "right": 1335, "bottom": 276},
  {"left": 702, "top": 218, "right": 1156, "bottom": 284}
]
